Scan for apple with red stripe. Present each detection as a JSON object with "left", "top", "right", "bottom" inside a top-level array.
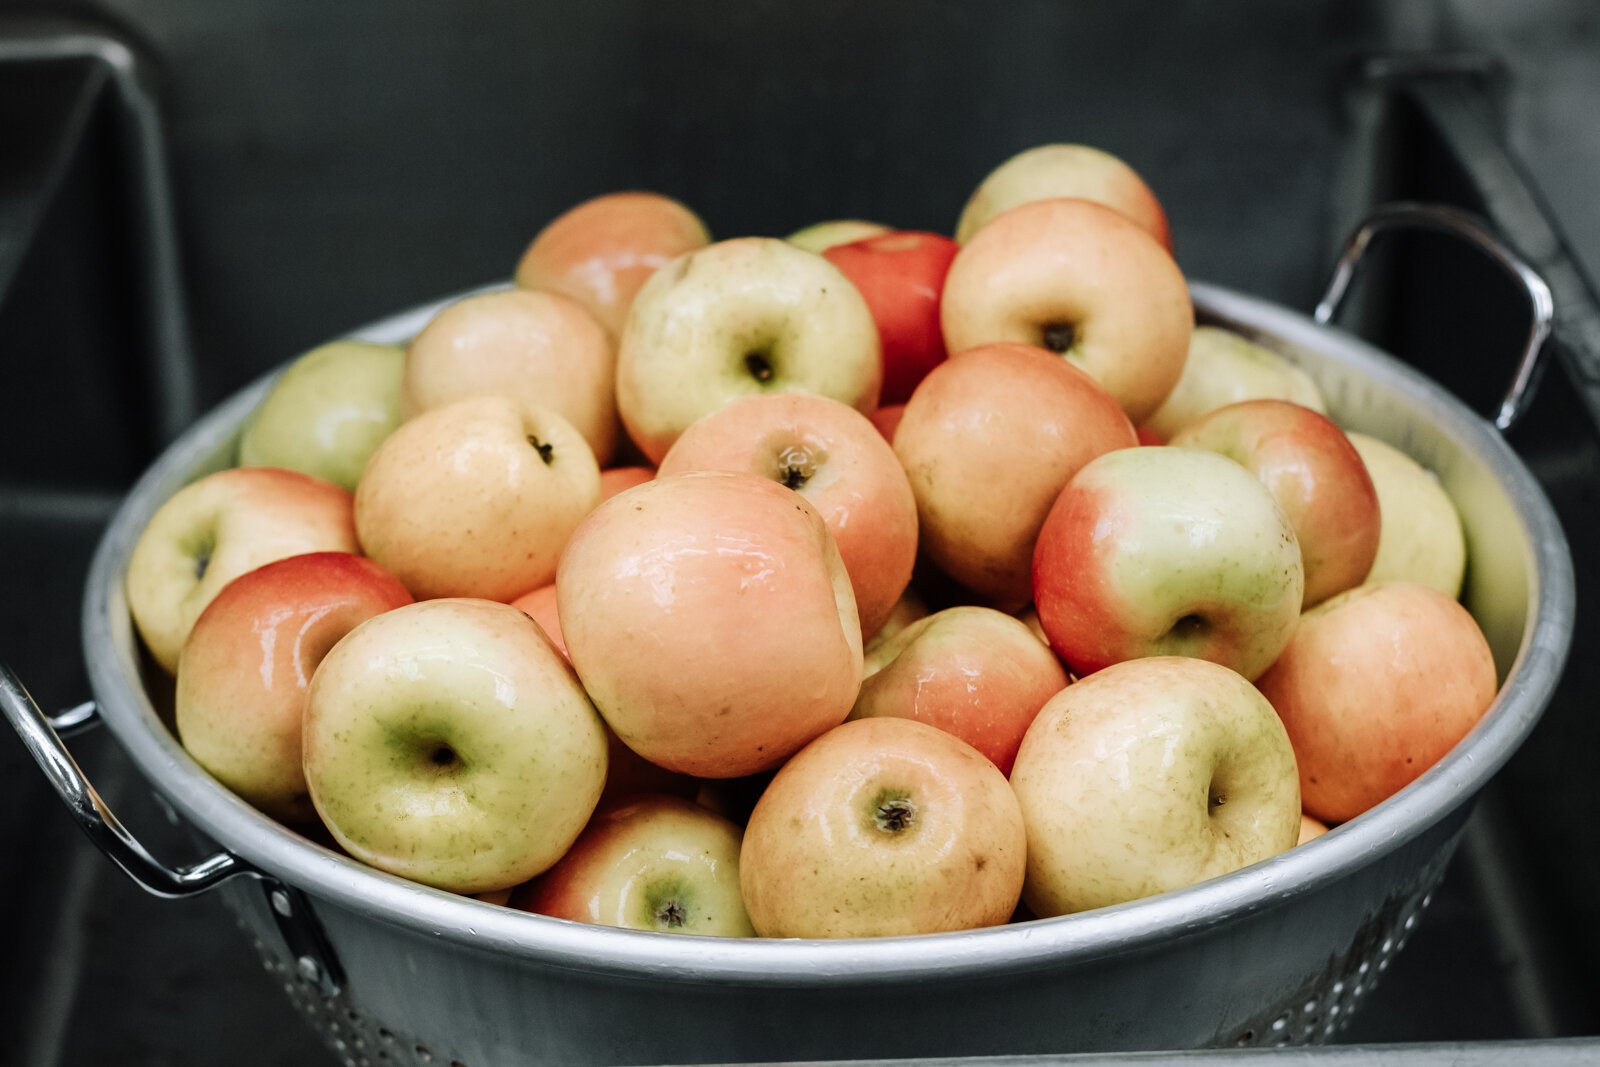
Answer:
[
  {"left": 822, "top": 231, "right": 960, "bottom": 406},
  {"left": 176, "top": 552, "right": 412, "bottom": 823},
  {"left": 1032, "top": 447, "right": 1303, "bottom": 681}
]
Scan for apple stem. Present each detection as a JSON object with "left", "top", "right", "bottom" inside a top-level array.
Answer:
[
  {"left": 875, "top": 797, "right": 917, "bottom": 834},
  {"left": 656, "top": 899, "right": 687, "bottom": 928},
  {"left": 744, "top": 351, "right": 775, "bottom": 383},
  {"left": 193, "top": 548, "right": 211, "bottom": 581},
  {"left": 1041, "top": 321, "right": 1077, "bottom": 354},
  {"left": 526, "top": 435, "right": 555, "bottom": 464}
]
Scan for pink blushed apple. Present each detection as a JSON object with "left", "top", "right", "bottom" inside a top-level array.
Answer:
[
  {"left": 955, "top": 143, "right": 1171, "bottom": 248},
  {"left": 175, "top": 553, "right": 412, "bottom": 822},
  {"left": 853, "top": 606, "right": 1068, "bottom": 775},
  {"left": 740, "top": 717, "right": 1025, "bottom": 938},
  {"left": 557, "top": 471, "right": 862, "bottom": 778},
  {"left": 1256, "top": 582, "right": 1498, "bottom": 824},
  {"left": 940, "top": 198, "right": 1192, "bottom": 424},
  {"left": 657, "top": 393, "right": 917, "bottom": 637}
]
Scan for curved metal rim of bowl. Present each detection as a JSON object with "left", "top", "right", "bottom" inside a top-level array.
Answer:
[{"left": 81, "top": 280, "right": 1574, "bottom": 986}]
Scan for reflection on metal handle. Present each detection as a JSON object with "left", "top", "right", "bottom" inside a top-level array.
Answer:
[
  {"left": 1315, "top": 201, "right": 1556, "bottom": 432},
  {"left": 0, "top": 663, "right": 250, "bottom": 898}
]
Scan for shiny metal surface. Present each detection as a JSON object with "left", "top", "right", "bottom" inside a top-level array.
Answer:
[
  {"left": 40, "top": 281, "right": 1574, "bottom": 1062},
  {"left": 1314, "top": 201, "right": 1556, "bottom": 432}
]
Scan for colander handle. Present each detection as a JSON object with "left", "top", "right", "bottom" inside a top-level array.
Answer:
[
  {"left": 0, "top": 663, "right": 250, "bottom": 898},
  {"left": 1314, "top": 201, "right": 1556, "bottom": 432}
]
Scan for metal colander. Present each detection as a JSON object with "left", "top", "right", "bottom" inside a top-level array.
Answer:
[{"left": 1, "top": 205, "right": 1574, "bottom": 1065}]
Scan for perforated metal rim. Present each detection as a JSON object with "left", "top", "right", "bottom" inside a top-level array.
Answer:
[{"left": 81, "top": 280, "right": 1575, "bottom": 986}]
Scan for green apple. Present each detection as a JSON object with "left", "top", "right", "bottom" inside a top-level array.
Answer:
[
  {"left": 1010, "top": 656, "right": 1300, "bottom": 916},
  {"left": 1348, "top": 433, "right": 1466, "bottom": 598},
  {"left": 954, "top": 143, "right": 1171, "bottom": 248},
  {"left": 1142, "top": 327, "right": 1326, "bottom": 442},
  {"left": 302, "top": 598, "right": 609, "bottom": 893},
  {"left": 785, "top": 218, "right": 890, "bottom": 254},
  {"left": 517, "top": 794, "right": 753, "bottom": 936},
  {"left": 238, "top": 341, "right": 405, "bottom": 491},
  {"left": 615, "top": 237, "right": 882, "bottom": 464}
]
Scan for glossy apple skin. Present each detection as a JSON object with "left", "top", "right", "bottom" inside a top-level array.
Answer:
[
  {"left": 823, "top": 231, "right": 960, "bottom": 405},
  {"left": 853, "top": 606, "right": 1068, "bottom": 775},
  {"left": 355, "top": 396, "right": 600, "bottom": 601},
  {"left": 955, "top": 143, "right": 1170, "bottom": 248},
  {"left": 740, "top": 717, "right": 1025, "bottom": 938},
  {"left": 1032, "top": 447, "right": 1303, "bottom": 681},
  {"left": 1349, "top": 433, "right": 1466, "bottom": 598},
  {"left": 513, "top": 191, "right": 710, "bottom": 337},
  {"left": 615, "top": 237, "right": 882, "bottom": 464},
  {"left": 942, "top": 198, "right": 1192, "bottom": 424},
  {"left": 658, "top": 393, "right": 917, "bottom": 637},
  {"left": 175, "top": 553, "right": 412, "bottom": 823},
  {"left": 1142, "top": 326, "right": 1326, "bottom": 441},
  {"left": 557, "top": 471, "right": 863, "bottom": 778},
  {"left": 518, "top": 794, "right": 753, "bottom": 936},
  {"left": 1011, "top": 657, "right": 1300, "bottom": 916},
  {"left": 1257, "top": 582, "right": 1497, "bottom": 824},
  {"left": 786, "top": 218, "right": 890, "bottom": 254},
  {"left": 238, "top": 341, "right": 405, "bottom": 491},
  {"left": 127, "top": 467, "right": 359, "bottom": 673},
  {"left": 870, "top": 403, "right": 906, "bottom": 443},
  {"left": 1171, "top": 400, "right": 1380, "bottom": 608},
  {"left": 599, "top": 465, "right": 655, "bottom": 502},
  {"left": 509, "top": 583, "right": 566, "bottom": 657},
  {"left": 303, "top": 598, "right": 608, "bottom": 893},
  {"left": 404, "top": 289, "right": 618, "bottom": 464},
  {"left": 895, "top": 343, "right": 1136, "bottom": 606}
]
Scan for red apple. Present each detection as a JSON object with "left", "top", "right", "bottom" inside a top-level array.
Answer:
[
  {"left": 513, "top": 191, "right": 710, "bottom": 337},
  {"left": 893, "top": 343, "right": 1136, "bottom": 606},
  {"left": 126, "top": 467, "right": 359, "bottom": 673},
  {"left": 599, "top": 465, "right": 655, "bottom": 502},
  {"left": 657, "top": 393, "right": 917, "bottom": 637},
  {"left": 941, "top": 198, "right": 1192, "bottom": 424},
  {"left": 740, "top": 717, "right": 1025, "bottom": 937},
  {"left": 557, "top": 471, "right": 862, "bottom": 778},
  {"left": 1171, "top": 400, "right": 1381, "bottom": 608},
  {"left": 509, "top": 583, "right": 566, "bottom": 658},
  {"left": 517, "top": 794, "right": 752, "bottom": 936},
  {"left": 1256, "top": 582, "right": 1498, "bottom": 824},
  {"left": 870, "top": 403, "right": 906, "bottom": 444},
  {"left": 175, "top": 553, "right": 412, "bottom": 823},
  {"left": 822, "top": 231, "right": 960, "bottom": 405},
  {"left": 1032, "top": 447, "right": 1303, "bottom": 681},
  {"left": 853, "top": 606, "right": 1069, "bottom": 775}
]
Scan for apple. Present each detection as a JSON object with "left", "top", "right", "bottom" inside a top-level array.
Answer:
[
  {"left": 822, "top": 231, "right": 960, "bottom": 405},
  {"left": 509, "top": 583, "right": 566, "bottom": 658},
  {"left": 893, "top": 343, "right": 1136, "bottom": 606},
  {"left": 1170, "top": 399, "right": 1381, "bottom": 608},
  {"left": 1142, "top": 326, "right": 1326, "bottom": 441},
  {"left": 355, "top": 396, "right": 600, "bottom": 601},
  {"left": 1032, "top": 447, "right": 1303, "bottom": 681},
  {"left": 786, "top": 218, "right": 890, "bottom": 254},
  {"left": 302, "top": 598, "right": 609, "bottom": 893},
  {"left": 1010, "top": 656, "right": 1300, "bottom": 916},
  {"left": 954, "top": 143, "right": 1171, "bottom": 248},
  {"left": 403, "top": 289, "right": 619, "bottom": 464},
  {"left": 1256, "top": 582, "right": 1498, "bottom": 824},
  {"left": 657, "top": 393, "right": 917, "bottom": 637},
  {"left": 864, "top": 587, "right": 929, "bottom": 651},
  {"left": 1299, "top": 814, "right": 1329, "bottom": 845},
  {"left": 614, "top": 237, "right": 882, "bottom": 464},
  {"left": 237, "top": 341, "right": 405, "bottom": 491},
  {"left": 557, "top": 471, "right": 862, "bottom": 778},
  {"left": 853, "top": 606, "right": 1068, "bottom": 775},
  {"left": 126, "top": 467, "right": 359, "bottom": 673},
  {"left": 869, "top": 403, "right": 906, "bottom": 443},
  {"left": 513, "top": 191, "right": 710, "bottom": 337},
  {"left": 516, "top": 794, "right": 753, "bottom": 936},
  {"left": 740, "top": 717, "right": 1025, "bottom": 937},
  {"left": 174, "top": 552, "right": 412, "bottom": 823},
  {"left": 940, "top": 197, "right": 1192, "bottom": 424},
  {"left": 1014, "top": 606, "right": 1051, "bottom": 649},
  {"left": 599, "top": 465, "right": 655, "bottom": 502},
  {"left": 1348, "top": 433, "right": 1467, "bottom": 598}
]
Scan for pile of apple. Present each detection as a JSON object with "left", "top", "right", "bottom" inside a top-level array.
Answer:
[{"left": 124, "top": 144, "right": 1497, "bottom": 939}]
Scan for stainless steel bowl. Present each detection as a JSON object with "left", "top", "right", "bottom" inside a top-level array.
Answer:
[{"left": 2, "top": 207, "right": 1575, "bottom": 1066}]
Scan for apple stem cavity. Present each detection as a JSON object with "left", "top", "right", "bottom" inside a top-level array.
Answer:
[
  {"left": 776, "top": 445, "right": 817, "bottom": 491},
  {"left": 427, "top": 743, "right": 461, "bottom": 771},
  {"left": 526, "top": 435, "right": 555, "bottom": 465},
  {"left": 874, "top": 796, "right": 917, "bottom": 834},
  {"left": 1041, "top": 321, "right": 1077, "bottom": 354},
  {"left": 1169, "top": 614, "right": 1208, "bottom": 641},
  {"left": 744, "top": 351, "right": 776, "bottom": 384},
  {"left": 656, "top": 899, "right": 688, "bottom": 929}
]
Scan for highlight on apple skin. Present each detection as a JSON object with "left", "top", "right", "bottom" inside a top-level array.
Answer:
[{"left": 954, "top": 143, "right": 1171, "bottom": 249}]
